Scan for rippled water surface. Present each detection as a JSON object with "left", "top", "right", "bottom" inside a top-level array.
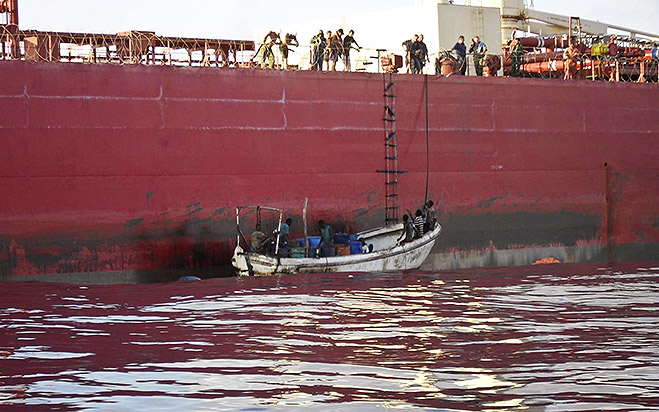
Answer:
[{"left": 1, "top": 263, "right": 658, "bottom": 411}]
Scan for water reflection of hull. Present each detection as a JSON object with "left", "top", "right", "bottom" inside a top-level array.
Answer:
[{"left": 232, "top": 224, "right": 441, "bottom": 276}]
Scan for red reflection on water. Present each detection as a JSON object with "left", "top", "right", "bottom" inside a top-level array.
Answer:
[{"left": 1, "top": 263, "right": 658, "bottom": 411}]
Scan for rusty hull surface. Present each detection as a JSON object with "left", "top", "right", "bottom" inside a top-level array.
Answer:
[{"left": 0, "top": 61, "right": 657, "bottom": 281}]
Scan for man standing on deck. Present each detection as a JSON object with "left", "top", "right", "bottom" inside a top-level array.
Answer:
[
  {"left": 411, "top": 34, "right": 429, "bottom": 74},
  {"left": 310, "top": 30, "right": 326, "bottom": 70},
  {"left": 402, "top": 35, "right": 417, "bottom": 74},
  {"left": 563, "top": 41, "right": 579, "bottom": 80},
  {"left": 469, "top": 36, "right": 487, "bottom": 76},
  {"left": 452, "top": 35, "right": 467, "bottom": 75},
  {"left": 261, "top": 31, "right": 281, "bottom": 69},
  {"left": 323, "top": 30, "right": 333, "bottom": 70},
  {"left": 325, "top": 29, "right": 343, "bottom": 71},
  {"left": 279, "top": 33, "right": 298, "bottom": 70},
  {"left": 509, "top": 38, "right": 524, "bottom": 77},
  {"left": 343, "top": 30, "right": 361, "bottom": 71}
]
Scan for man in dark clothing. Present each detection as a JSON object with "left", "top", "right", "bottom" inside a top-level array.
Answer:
[
  {"left": 402, "top": 35, "right": 417, "bottom": 74},
  {"left": 310, "top": 30, "right": 326, "bottom": 71},
  {"left": 342, "top": 29, "right": 360, "bottom": 71},
  {"left": 411, "top": 34, "right": 429, "bottom": 74},
  {"left": 509, "top": 38, "right": 524, "bottom": 77},
  {"left": 423, "top": 200, "right": 437, "bottom": 232},
  {"left": 261, "top": 31, "right": 281, "bottom": 69},
  {"left": 325, "top": 29, "right": 343, "bottom": 71},
  {"left": 452, "top": 35, "right": 467, "bottom": 75},
  {"left": 397, "top": 214, "right": 415, "bottom": 244},
  {"left": 279, "top": 218, "right": 292, "bottom": 245},
  {"left": 318, "top": 220, "right": 335, "bottom": 257}
]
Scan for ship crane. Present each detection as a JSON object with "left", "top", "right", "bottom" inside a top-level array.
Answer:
[{"left": 494, "top": 0, "right": 659, "bottom": 41}]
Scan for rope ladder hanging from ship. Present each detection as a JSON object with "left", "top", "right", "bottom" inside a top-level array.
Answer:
[{"left": 378, "top": 72, "right": 407, "bottom": 226}]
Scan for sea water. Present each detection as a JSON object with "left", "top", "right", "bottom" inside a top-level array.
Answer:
[{"left": 1, "top": 263, "right": 658, "bottom": 411}]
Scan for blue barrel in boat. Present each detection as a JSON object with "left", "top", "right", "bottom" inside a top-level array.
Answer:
[
  {"left": 333, "top": 233, "right": 350, "bottom": 244},
  {"left": 349, "top": 240, "right": 362, "bottom": 255},
  {"left": 307, "top": 236, "right": 321, "bottom": 258}
]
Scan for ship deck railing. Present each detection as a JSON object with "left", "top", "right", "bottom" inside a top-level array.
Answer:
[{"left": 1, "top": 26, "right": 657, "bottom": 83}]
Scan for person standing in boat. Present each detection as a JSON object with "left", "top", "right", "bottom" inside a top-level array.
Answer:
[
  {"left": 397, "top": 214, "right": 416, "bottom": 244},
  {"left": 280, "top": 218, "right": 292, "bottom": 246},
  {"left": 413, "top": 210, "right": 425, "bottom": 239},
  {"left": 423, "top": 200, "right": 437, "bottom": 232},
  {"left": 318, "top": 220, "right": 334, "bottom": 256}
]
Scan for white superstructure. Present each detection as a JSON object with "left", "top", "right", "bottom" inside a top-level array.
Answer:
[{"left": 259, "top": 0, "right": 658, "bottom": 73}]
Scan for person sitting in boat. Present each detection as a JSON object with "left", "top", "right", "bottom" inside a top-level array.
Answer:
[
  {"left": 413, "top": 210, "right": 425, "bottom": 239},
  {"left": 397, "top": 214, "right": 415, "bottom": 244},
  {"left": 318, "top": 220, "right": 334, "bottom": 256},
  {"left": 250, "top": 223, "right": 269, "bottom": 254},
  {"left": 359, "top": 238, "right": 373, "bottom": 253},
  {"left": 423, "top": 200, "right": 437, "bottom": 233}
]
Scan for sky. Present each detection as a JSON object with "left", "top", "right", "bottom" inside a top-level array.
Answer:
[{"left": 16, "top": 0, "right": 658, "bottom": 42}]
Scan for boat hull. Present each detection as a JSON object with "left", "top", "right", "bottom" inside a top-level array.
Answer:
[{"left": 232, "top": 224, "right": 442, "bottom": 276}]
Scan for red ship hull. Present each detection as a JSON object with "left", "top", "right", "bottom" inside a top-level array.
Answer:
[{"left": 1, "top": 61, "right": 657, "bottom": 281}]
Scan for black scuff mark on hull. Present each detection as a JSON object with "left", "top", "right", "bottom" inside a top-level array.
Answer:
[
  {"left": 188, "top": 208, "right": 203, "bottom": 216},
  {"left": 124, "top": 218, "right": 144, "bottom": 230},
  {"left": 478, "top": 194, "right": 507, "bottom": 209}
]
